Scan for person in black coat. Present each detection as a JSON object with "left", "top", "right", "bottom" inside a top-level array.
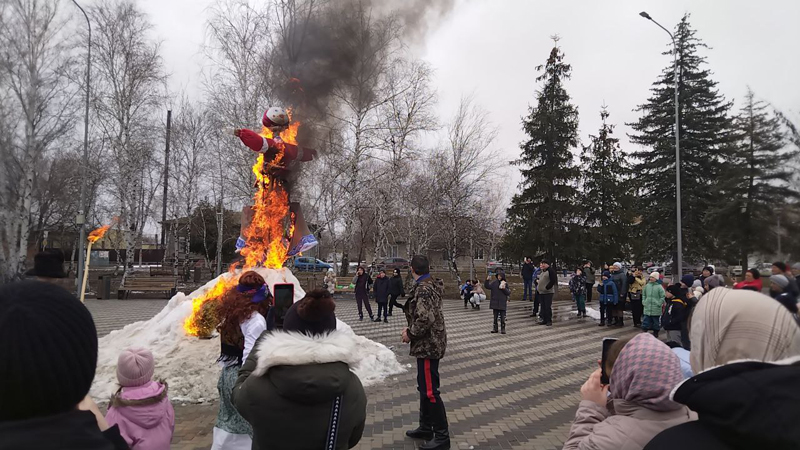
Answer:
[
  {"left": 372, "top": 270, "right": 391, "bottom": 323},
  {"left": 485, "top": 269, "right": 511, "bottom": 334},
  {"left": 351, "top": 267, "right": 374, "bottom": 321},
  {"left": 662, "top": 284, "right": 691, "bottom": 349},
  {"left": 387, "top": 268, "right": 406, "bottom": 316},
  {"left": 521, "top": 257, "right": 535, "bottom": 302},
  {"left": 233, "top": 290, "right": 367, "bottom": 450},
  {"left": 0, "top": 281, "right": 129, "bottom": 450}
]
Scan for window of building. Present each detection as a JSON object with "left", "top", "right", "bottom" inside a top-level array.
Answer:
[{"left": 474, "top": 247, "right": 485, "bottom": 260}]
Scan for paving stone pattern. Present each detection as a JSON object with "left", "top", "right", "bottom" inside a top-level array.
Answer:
[{"left": 89, "top": 294, "right": 638, "bottom": 449}]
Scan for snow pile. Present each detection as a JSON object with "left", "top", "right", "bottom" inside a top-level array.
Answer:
[
  {"left": 91, "top": 268, "right": 404, "bottom": 403},
  {"left": 580, "top": 307, "right": 602, "bottom": 321}
]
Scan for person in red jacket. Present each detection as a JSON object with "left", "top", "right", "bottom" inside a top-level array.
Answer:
[{"left": 733, "top": 269, "right": 763, "bottom": 293}]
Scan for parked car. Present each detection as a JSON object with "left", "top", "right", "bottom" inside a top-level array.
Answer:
[
  {"left": 293, "top": 257, "right": 332, "bottom": 272},
  {"left": 375, "top": 257, "right": 410, "bottom": 272},
  {"left": 486, "top": 260, "right": 514, "bottom": 274},
  {"left": 731, "top": 265, "right": 743, "bottom": 277},
  {"left": 758, "top": 263, "right": 773, "bottom": 277}
]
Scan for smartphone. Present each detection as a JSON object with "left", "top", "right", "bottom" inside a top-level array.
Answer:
[
  {"left": 272, "top": 283, "right": 295, "bottom": 328},
  {"left": 600, "top": 337, "right": 619, "bottom": 384}
]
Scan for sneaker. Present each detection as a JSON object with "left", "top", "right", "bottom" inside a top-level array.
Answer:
[
  {"left": 374, "top": 318, "right": 382, "bottom": 322},
  {"left": 490, "top": 329, "right": 498, "bottom": 334}
]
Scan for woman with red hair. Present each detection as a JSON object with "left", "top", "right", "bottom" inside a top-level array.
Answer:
[{"left": 211, "top": 271, "right": 270, "bottom": 450}]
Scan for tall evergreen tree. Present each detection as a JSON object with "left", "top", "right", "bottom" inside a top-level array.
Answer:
[
  {"left": 580, "top": 106, "right": 636, "bottom": 265},
  {"left": 503, "top": 39, "right": 581, "bottom": 263},
  {"left": 628, "top": 14, "right": 735, "bottom": 266},
  {"left": 714, "top": 89, "right": 798, "bottom": 265}
]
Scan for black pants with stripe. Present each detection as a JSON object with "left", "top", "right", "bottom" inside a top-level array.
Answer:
[{"left": 416, "top": 358, "right": 448, "bottom": 430}]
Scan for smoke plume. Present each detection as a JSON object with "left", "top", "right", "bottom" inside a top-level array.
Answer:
[{"left": 269, "top": 0, "right": 454, "bottom": 146}]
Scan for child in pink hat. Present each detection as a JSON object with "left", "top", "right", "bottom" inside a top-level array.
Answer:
[{"left": 105, "top": 348, "right": 175, "bottom": 450}]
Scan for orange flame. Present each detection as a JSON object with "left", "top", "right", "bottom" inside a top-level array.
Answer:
[
  {"left": 88, "top": 225, "right": 111, "bottom": 243},
  {"left": 184, "top": 117, "right": 302, "bottom": 336}
]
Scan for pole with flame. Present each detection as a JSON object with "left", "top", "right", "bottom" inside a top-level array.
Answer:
[{"left": 80, "top": 225, "right": 111, "bottom": 302}]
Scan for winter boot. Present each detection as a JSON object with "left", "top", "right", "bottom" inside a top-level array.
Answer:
[
  {"left": 491, "top": 322, "right": 499, "bottom": 334},
  {"left": 374, "top": 317, "right": 382, "bottom": 322},
  {"left": 598, "top": 320, "right": 605, "bottom": 327},
  {"left": 421, "top": 402, "right": 450, "bottom": 450},
  {"left": 476, "top": 305, "right": 480, "bottom": 310},
  {"left": 384, "top": 318, "right": 388, "bottom": 323},
  {"left": 653, "top": 330, "right": 660, "bottom": 338},
  {"left": 406, "top": 402, "right": 433, "bottom": 440},
  {"left": 617, "top": 318, "right": 624, "bottom": 327},
  {"left": 500, "top": 320, "right": 506, "bottom": 334}
]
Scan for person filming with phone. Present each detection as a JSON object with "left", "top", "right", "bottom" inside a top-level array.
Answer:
[{"left": 563, "top": 333, "right": 694, "bottom": 450}]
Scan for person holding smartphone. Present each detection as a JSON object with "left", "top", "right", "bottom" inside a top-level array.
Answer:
[
  {"left": 485, "top": 269, "right": 511, "bottom": 334},
  {"left": 563, "top": 334, "right": 693, "bottom": 450}
]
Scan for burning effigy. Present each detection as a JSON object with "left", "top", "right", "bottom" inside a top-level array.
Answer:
[{"left": 90, "top": 107, "right": 404, "bottom": 404}]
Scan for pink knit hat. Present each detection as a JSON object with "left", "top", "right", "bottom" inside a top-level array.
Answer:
[{"left": 116, "top": 348, "right": 154, "bottom": 387}]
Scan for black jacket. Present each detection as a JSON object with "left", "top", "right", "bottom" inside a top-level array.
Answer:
[
  {"left": 484, "top": 278, "right": 511, "bottom": 311},
  {"left": 373, "top": 276, "right": 390, "bottom": 303},
  {"left": 353, "top": 273, "right": 372, "bottom": 296},
  {"left": 233, "top": 330, "right": 368, "bottom": 450},
  {"left": 388, "top": 275, "right": 405, "bottom": 297},
  {"left": 644, "top": 359, "right": 800, "bottom": 450},
  {"left": 521, "top": 262, "right": 535, "bottom": 280},
  {"left": 0, "top": 410, "right": 129, "bottom": 450},
  {"left": 662, "top": 294, "right": 689, "bottom": 331}
]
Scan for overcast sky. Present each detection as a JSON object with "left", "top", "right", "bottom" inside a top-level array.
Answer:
[{"left": 132, "top": 0, "right": 800, "bottom": 190}]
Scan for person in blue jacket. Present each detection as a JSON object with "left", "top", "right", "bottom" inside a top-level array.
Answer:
[{"left": 596, "top": 271, "right": 618, "bottom": 327}]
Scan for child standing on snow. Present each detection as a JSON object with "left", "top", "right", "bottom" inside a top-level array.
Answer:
[
  {"left": 106, "top": 348, "right": 175, "bottom": 450},
  {"left": 569, "top": 267, "right": 587, "bottom": 318},
  {"left": 642, "top": 272, "right": 665, "bottom": 337}
]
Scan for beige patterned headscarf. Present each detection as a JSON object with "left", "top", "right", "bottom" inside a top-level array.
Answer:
[{"left": 690, "top": 288, "right": 800, "bottom": 374}]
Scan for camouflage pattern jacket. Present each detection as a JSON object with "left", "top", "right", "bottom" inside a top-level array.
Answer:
[{"left": 404, "top": 276, "right": 447, "bottom": 360}]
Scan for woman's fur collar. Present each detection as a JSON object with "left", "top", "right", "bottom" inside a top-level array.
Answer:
[
  {"left": 252, "top": 329, "right": 360, "bottom": 377},
  {"left": 109, "top": 381, "right": 168, "bottom": 408}
]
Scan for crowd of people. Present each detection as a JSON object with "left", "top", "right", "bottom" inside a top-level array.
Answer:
[{"left": 2, "top": 252, "right": 799, "bottom": 450}]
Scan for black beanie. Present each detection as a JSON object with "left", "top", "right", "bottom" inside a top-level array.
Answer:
[
  {"left": 282, "top": 289, "right": 337, "bottom": 336},
  {"left": 0, "top": 281, "right": 98, "bottom": 421}
]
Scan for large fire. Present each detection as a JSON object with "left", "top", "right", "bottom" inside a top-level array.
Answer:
[{"left": 183, "top": 119, "right": 301, "bottom": 337}]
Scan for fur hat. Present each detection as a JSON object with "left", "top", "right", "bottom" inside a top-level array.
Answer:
[
  {"left": 25, "top": 249, "right": 67, "bottom": 279},
  {"left": 282, "top": 289, "right": 337, "bottom": 335},
  {"left": 117, "top": 348, "right": 154, "bottom": 387}
]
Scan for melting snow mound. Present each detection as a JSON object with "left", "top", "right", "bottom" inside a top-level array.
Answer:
[{"left": 91, "top": 268, "right": 404, "bottom": 403}]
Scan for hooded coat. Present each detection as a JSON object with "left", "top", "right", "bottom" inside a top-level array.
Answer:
[
  {"left": 645, "top": 288, "right": 800, "bottom": 450},
  {"left": 564, "top": 333, "right": 694, "bottom": 450},
  {"left": 642, "top": 280, "right": 665, "bottom": 316},
  {"left": 485, "top": 276, "right": 511, "bottom": 311},
  {"left": 105, "top": 381, "right": 174, "bottom": 450},
  {"left": 232, "top": 330, "right": 368, "bottom": 450},
  {"left": 597, "top": 277, "right": 619, "bottom": 305}
]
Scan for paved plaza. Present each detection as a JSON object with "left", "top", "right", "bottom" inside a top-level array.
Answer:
[{"left": 87, "top": 293, "right": 637, "bottom": 450}]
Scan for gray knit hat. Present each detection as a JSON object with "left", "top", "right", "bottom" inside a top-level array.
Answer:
[{"left": 771, "top": 274, "right": 790, "bottom": 290}]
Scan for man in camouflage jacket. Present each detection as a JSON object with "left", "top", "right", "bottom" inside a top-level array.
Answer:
[{"left": 402, "top": 255, "right": 449, "bottom": 450}]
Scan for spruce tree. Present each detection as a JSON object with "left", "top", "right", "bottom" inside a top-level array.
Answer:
[
  {"left": 580, "top": 106, "right": 636, "bottom": 265},
  {"left": 628, "top": 14, "right": 735, "bottom": 266},
  {"left": 714, "top": 89, "right": 797, "bottom": 265},
  {"left": 503, "top": 39, "right": 581, "bottom": 263}
]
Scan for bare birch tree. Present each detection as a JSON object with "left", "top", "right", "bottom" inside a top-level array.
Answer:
[
  {"left": 0, "top": 0, "right": 78, "bottom": 281},
  {"left": 90, "top": 0, "right": 166, "bottom": 272}
]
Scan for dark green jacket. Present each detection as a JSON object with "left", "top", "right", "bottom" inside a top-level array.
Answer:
[{"left": 232, "top": 330, "right": 367, "bottom": 450}]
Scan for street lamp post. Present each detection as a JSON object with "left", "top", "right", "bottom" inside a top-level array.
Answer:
[
  {"left": 72, "top": 0, "right": 91, "bottom": 290},
  {"left": 640, "top": 11, "right": 683, "bottom": 277}
]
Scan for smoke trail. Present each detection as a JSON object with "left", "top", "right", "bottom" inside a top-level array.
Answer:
[{"left": 269, "top": 0, "right": 454, "bottom": 145}]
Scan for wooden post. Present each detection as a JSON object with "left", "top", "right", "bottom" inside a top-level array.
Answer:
[{"left": 79, "top": 241, "right": 94, "bottom": 302}]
